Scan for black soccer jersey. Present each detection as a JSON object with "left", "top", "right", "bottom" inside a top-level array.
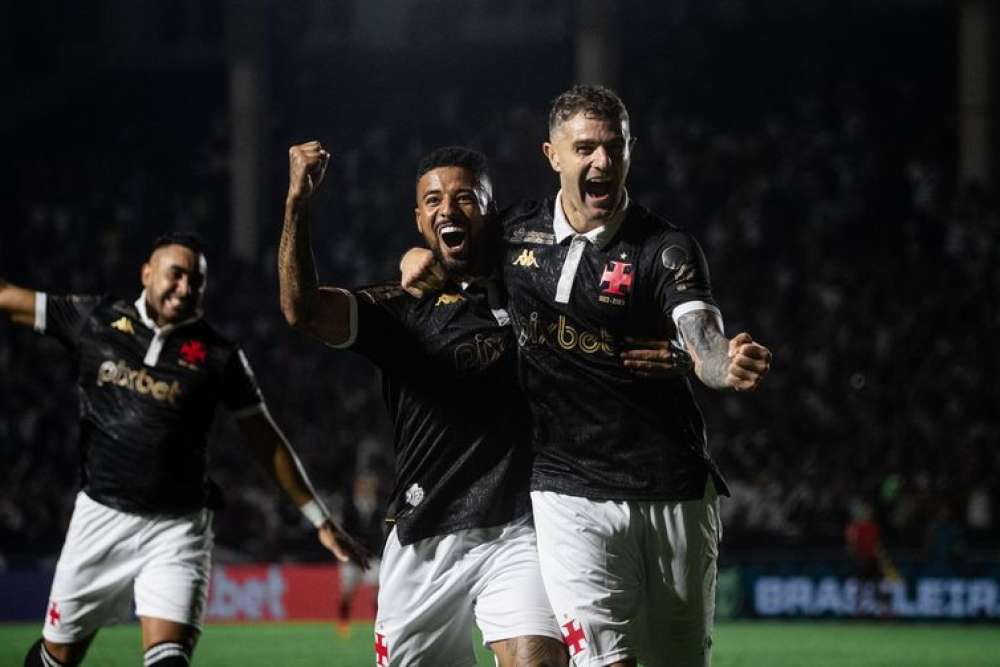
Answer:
[
  {"left": 343, "top": 281, "right": 532, "bottom": 546},
  {"left": 501, "top": 197, "right": 730, "bottom": 501},
  {"left": 38, "top": 293, "right": 264, "bottom": 514}
]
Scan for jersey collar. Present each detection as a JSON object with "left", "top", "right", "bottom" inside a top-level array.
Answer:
[
  {"left": 552, "top": 189, "right": 630, "bottom": 250},
  {"left": 134, "top": 290, "right": 203, "bottom": 334}
]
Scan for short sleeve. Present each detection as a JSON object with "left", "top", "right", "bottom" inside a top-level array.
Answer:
[
  {"left": 349, "top": 284, "right": 421, "bottom": 370},
  {"left": 222, "top": 348, "right": 266, "bottom": 416},
  {"left": 38, "top": 293, "right": 103, "bottom": 349},
  {"left": 650, "top": 232, "right": 724, "bottom": 332}
]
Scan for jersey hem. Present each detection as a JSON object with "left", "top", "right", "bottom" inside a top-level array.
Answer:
[{"left": 396, "top": 508, "right": 532, "bottom": 547}]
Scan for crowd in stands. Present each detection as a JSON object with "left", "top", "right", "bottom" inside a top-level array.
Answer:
[{"left": 3, "top": 7, "right": 996, "bottom": 570}]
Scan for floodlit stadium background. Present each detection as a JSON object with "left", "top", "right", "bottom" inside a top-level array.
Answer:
[{"left": 3, "top": 0, "right": 998, "bottom": 649}]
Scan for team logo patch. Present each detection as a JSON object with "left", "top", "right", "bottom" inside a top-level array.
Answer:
[
  {"left": 179, "top": 340, "right": 207, "bottom": 369},
  {"left": 598, "top": 260, "right": 633, "bottom": 306},
  {"left": 110, "top": 317, "right": 135, "bottom": 335},
  {"left": 661, "top": 245, "right": 696, "bottom": 291},
  {"left": 561, "top": 618, "right": 588, "bottom": 657},
  {"left": 435, "top": 293, "right": 466, "bottom": 307},
  {"left": 405, "top": 483, "right": 425, "bottom": 507},
  {"left": 511, "top": 249, "right": 540, "bottom": 268},
  {"left": 374, "top": 632, "right": 389, "bottom": 666},
  {"left": 47, "top": 600, "right": 61, "bottom": 627}
]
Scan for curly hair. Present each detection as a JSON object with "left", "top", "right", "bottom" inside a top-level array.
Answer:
[
  {"left": 416, "top": 146, "right": 490, "bottom": 187},
  {"left": 548, "top": 84, "right": 629, "bottom": 134}
]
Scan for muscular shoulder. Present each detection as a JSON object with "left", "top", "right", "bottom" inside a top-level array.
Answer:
[
  {"left": 499, "top": 198, "right": 555, "bottom": 241},
  {"left": 186, "top": 319, "right": 239, "bottom": 352},
  {"left": 623, "top": 205, "right": 705, "bottom": 267}
]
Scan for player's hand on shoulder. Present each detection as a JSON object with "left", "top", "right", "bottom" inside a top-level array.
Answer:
[
  {"left": 725, "top": 332, "right": 771, "bottom": 391},
  {"left": 621, "top": 338, "right": 693, "bottom": 379},
  {"left": 318, "top": 519, "right": 374, "bottom": 570},
  {"left": 287, "top": 140, "right": 330, "bottom": 202},
  {"left": 400, "top": 247, "right": 445, "bottom": 298}
]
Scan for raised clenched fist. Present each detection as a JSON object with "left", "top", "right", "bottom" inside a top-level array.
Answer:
[
  {"left": 725, "top": 332, "right": 772, "bottom": 391},
  {"left": 287, "top": 141, "right": 330, "bottom": 201}
]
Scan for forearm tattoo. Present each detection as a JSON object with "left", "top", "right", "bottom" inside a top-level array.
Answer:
[
  {"left": 677, "top": 310, "right": 731, "bottom": 390},
  {"left": 278, "top": 200, "right": 320, "bottom": 323}
]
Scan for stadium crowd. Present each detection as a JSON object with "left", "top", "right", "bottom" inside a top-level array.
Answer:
[{"left": 3, "top": 26, "right": 997, "bottom": 571}]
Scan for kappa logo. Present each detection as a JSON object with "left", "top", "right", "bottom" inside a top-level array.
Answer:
[
  {"left": 374, "top": 632, "right": 389, "bottom": 666},
  {"left": 47, "top": 600, "right": 61, "bottom": 627},
  {"left": 179, "top": 340, "right": 207, "bottom": 369},
  {"left": 561, "top": 619, "right": 588, "bottom": 656},
  {"left": 511, "top": 249, "right": 540, "bottom": 269},
  {"left": 435, "top": 293, "right": 466, "bottom": 307},
  {"left": 110, "top": 317, "right": 135, "bottom": 335}
]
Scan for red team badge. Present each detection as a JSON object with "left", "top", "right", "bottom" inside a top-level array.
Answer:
[
  {"left": 179, "top": 340, "right": 207, "bottom": 368},
  {"left": 47, "top": 600, "right": 61, "bottom": 627},
  {"left": 561, "top": 619, "right": 588, "bottom": 656},
  {"left": 600, "top": 261, "right": 633, "bottom": 296},
  {"left": 374, "top": 632, "right": 389, "bottom": 666}
]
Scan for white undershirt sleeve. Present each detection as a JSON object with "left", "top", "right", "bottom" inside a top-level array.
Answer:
[{"left": 33, "top": 292, "right": 47, "bottom": 333}]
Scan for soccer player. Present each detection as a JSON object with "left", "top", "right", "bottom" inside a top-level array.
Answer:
[
  {"left": 403, "top": 85, "right": 772, "bottom": 667},
  {"left": 280, "top": 142, "right": 571, "bottom": 667},
  {"left": 282, "top": 142, "right": 682, "bottom": 665},
  {"left": 0, "top": 234, "right": 368, "bottom": 667}
]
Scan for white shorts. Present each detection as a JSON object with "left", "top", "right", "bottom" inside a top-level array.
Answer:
[
  {"left": 531, "top": 482, "right": 722, "bottom": 667},
  {"left": 374, "top": 513, "right": 562, "bottom": 667},
  {"left": 42, "top": 491, "right": 213, "bottom": 643}
]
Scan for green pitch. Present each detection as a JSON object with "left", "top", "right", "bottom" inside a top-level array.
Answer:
[{"left": 2, "top": 621, "right": 999, "bottom": 666}]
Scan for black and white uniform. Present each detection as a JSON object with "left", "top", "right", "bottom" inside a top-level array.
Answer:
[
  {"left": 502, "top": 193, "right": 728, "bottom": 667},
  {"left": 34, "top": 291, "right": 264, "bottom": 642},
  {"left": 333, "top": 281, "right": 560, "bottom": 667}
]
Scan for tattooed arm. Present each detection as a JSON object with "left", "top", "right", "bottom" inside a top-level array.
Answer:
[
  {"left": 279, "top": 141, "right": 354, "bottom": 346},
  {"left": 676, "top": 310, "right": 772, "bottom": 391}
]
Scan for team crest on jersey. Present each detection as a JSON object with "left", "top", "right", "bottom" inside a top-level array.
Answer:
[
  {"left": 179, "top": 340, "right": 207, "bottom": 369},
  {"left": 110, "top": 316, "right": 135, "bottom": 335},
  {"left": 561, "top": 618, "right": 588, "bottom": 656},
  {"left": 374, "top": 632, "right": 389, "bottom": 666},
  {"left": 511, "top": 249, "right": 540, "bottom": 269},
  {"left": 435, "top": 292, "right": 466, "bottom": 307},
  {"left": 598, "top": 258, "right": 633, "bottom": 306},
  {"left": 405, "top": 483, "right": 425, "bottom": 507},
  {"left": 47, "top": 600, "right": 61, "bottom": 627}
]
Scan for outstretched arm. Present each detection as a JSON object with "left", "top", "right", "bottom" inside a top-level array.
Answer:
[
  {"left": 399, "top": 247, "right": 445, "bottom": 298},
  {"left": 676, "top": 310, "right": 771, "bottom": 391},
  {"left": 0, "top": 278, "right": 37, "bottom": 327},
  {"left": 238, "top": 410, "right": 371, "bottom": 568},
  {"left": 279, "top": 141, "right": 354, "bottom": 345}
]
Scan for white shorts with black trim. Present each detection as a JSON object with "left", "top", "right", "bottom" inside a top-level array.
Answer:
[
  {"left": 42, "top": 491, "right": 213, "bottom": 643},
  {"left": 531, "top": 481, "right": 722, "bottom": 667},
  {"left": 374, "top": 513, "right": 562, "bottom": 667}
]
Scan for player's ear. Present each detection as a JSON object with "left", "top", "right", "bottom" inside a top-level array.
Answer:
[
  {"left": 414, "top": 206, "right": 421, "bottom": 233},
  {"left": 542, "top": 141, "right": 560, "bottom": 172},
  {"left": 140, "top": 262, "right": 152, "bottom": 289}
]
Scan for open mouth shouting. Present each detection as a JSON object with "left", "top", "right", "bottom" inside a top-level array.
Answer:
[
  {"left": 437, "top": 222, "right": 469, "bottom": 257},
  {"left": 582, "top": 175, "right": 617, "bottom": 211}
]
